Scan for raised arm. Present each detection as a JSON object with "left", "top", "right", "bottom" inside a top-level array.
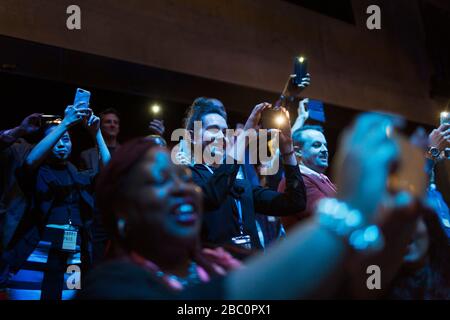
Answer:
[
  {"left": 190, "top": 163, "right": 240, "bottom": 209},
  {"left": 253, "top": 163, "right": 306, "bottom": 216},
  {"left": 0, "top": 113, "right": 42, "bottom": 151},
  {"left": 291, "top": 98, "right": 309, "bottom": 134},
  {"left": 148, "top": 119, "right": 165, "bottom": 137},
  {"left": 85, "top": 114, "right": 111, "bottom": 168},
  {"left": 225, "top": 113, "right": 407, "bottom": 299},
  {"left": 427, "top": 123, "right": 450, "bottom": 160},
  {"left": 190, "top": 102, "right": 273, "bottom": 208},
  {"left": 25, "top": 105, "right": 90, "bottom": 170},
  {"left": 254, "top": 107, "right": 307, "bottom": 214}
]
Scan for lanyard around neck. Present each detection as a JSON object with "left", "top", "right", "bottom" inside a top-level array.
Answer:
[{"left": 202, "top": 164, "right": 245, "bottom": 235}]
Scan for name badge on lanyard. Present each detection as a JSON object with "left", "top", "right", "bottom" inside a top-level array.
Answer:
[
  {"left": 62, "top": 225, "right": 78, "bottom": 252},
  {"left": 204, "top": 165, "right": 253, "bottom": 250},
  {"left": 231, "top": 234, "right": 252, "bottom": 249},
  {"left": 231, "top": 197, "right": 252, "bottom": 250}
]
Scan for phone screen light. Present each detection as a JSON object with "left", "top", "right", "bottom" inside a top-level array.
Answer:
[{"left": 150, "top": 104, "right": 161, "bottom": 115}]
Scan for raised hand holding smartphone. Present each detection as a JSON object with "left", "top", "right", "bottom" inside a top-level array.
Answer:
[{"left": 74, "top": 88, "right": 91, "bottom": 109}]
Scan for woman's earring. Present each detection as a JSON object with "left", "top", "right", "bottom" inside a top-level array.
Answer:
[{"left": 117, "top": 218, "right": 127, "bottom": 238}]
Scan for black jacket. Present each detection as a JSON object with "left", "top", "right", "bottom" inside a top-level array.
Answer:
[
  {"left": 4, "top": 162, "right": 96, "bottom": 271},
  {"left": 191, "top": 163, "right": 306, "bottom": 249}
]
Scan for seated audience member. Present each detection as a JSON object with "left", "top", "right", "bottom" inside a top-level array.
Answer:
[
  {"left": 0, "top": 114, "right": 42, "bottom": 292},
  {"left": 78, "top": 113, "right": 424, "bottom": 299},
  {"left": 183, "top": 97, "right": 306, "bottom": 250},
  {"left": 6, "top": 104, "right": 110, "bottom": 300}
]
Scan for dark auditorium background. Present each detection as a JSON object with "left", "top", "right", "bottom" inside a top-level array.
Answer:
[{"left": 0, "top": 0, "right": 450, "bottom": 163}]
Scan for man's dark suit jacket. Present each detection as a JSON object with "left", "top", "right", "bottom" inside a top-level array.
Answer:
[{"left": 190, "top": 163, "right": 306, "bottom": 249}]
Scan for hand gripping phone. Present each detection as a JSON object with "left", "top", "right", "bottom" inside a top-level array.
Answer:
[{"left": 73, "top": 88, "right": 91, "bottom": 109}]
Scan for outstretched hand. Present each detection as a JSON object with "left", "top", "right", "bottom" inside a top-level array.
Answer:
[
  {"left": 62, "top": 104, "right": 91, "bottom": 128},
  {"left": 148, "top": 119, "right": 165, "bottom": 136},
  {"left": 244, "top": 102, "right": 271, "bottom": 131},
  {"left": 85, "top": 114, "right": 101, "bottom": 137},
  {"left": 429, "top": 123, "right": 450, "bottom": 153},
  {"left": 284, "top": 73, "right": 311, "bottom": 98},
  {"left": 276, "top": 107, "right": 294, "bottom": 154},
  {"left": 334, "top": 113, "right": 400, "bottom": 221},
  {"left": 297, "top": 98, "right": 310, "bottom": 121},
  {"left": 19, "top": 113, "right": 43, "bottom": 135}
]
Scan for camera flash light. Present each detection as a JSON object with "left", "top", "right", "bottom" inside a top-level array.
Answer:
[
  {"left": 440, "top": 111, "right": 450, "bottom": 125},
  {"left": 275, "top": 115, "right": 285, "bottom": 126}
]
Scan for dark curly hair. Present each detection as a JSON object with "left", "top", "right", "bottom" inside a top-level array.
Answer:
[{"left": 183, "top": 97, "right": 227, "bottom": 131}]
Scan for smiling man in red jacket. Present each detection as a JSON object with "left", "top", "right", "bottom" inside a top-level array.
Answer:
[{"left": 278, "top": 125, "right": 337, "bottom": 230}]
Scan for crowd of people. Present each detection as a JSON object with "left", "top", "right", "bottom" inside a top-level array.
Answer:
[{"left": 1, "top": 74, "right": 450, "bottom": 300}]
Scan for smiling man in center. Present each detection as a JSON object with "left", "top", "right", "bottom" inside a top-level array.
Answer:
[{"left": 184, "top": 97, "right": 307, "bottom": 251}]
